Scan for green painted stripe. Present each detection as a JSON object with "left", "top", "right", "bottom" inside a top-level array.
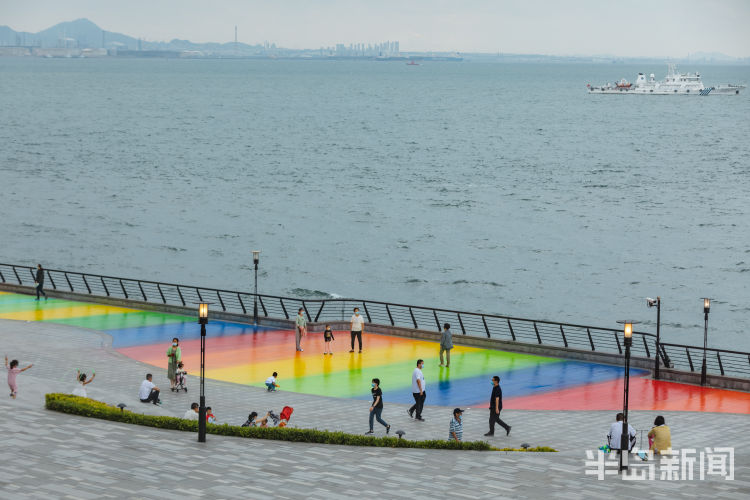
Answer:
[{"left": 44, "top": 311, "right": 192, "bottom": 330}]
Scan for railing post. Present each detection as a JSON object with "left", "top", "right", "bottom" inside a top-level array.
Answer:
[
  {"left": 302, "top": 301, "right": 311, "bottom": 322},
  {"left": 586, "top": 328, "right": 595, "bottom": 351},
  {"left": 433, "top": 310, "right": 441, "bottom": 332},
  {"left": 13, "top": 266, "right": 21, "bottom": 284},
  {"left": 101, "top": 277, "right": 110, "bottom": 296},
  {"left": 175, "top": 286, "right": 184, "bottom": 305},
  {"left": 481, "top": 315, "right": 490, "bottom": 338},
  {"left": 615, "top": 332, "right": 622, "bottom": 354},
  {"left": 533, "top": 322, "right": 542, "bottom": 344},
  {"left": 196, "top": 289, "right": 203, "bottom": 302},
  {"left": 138, "top": 281, "right": 147, "bottom": 301},
  {"left": 409, "top": 307, "right": 417, "bottom": 329},
  {"left": 47, "top": 271, "right": 56, "bottom": 290},
  {"left": 0, "top": 269, "right": 5, "bottom": 283},
  {"left": 120, "top": 280, "right": 128, "bottom": 299},
  {"left": 642, "top": 335, "right": 650, "bottom": 358},
  {"left": 216, "top": 290, "right": 225, "bottom": 311},
  {"left": 559, "top": 325, "right": 568, "bottom": 347},
  {"left": 81, "top": 275, "right": 92, "bottom": 294},
  {"left": 259, "top": 296, "right": 267, "bottom": 316},
  {"left": 507, "top": 319, "right": 516, "bottom": 341},
  {"left": 28, "top": 267, "right": 36, "bottom": 282},
  {"left": 280, "top": 299, "right": 288, "bottom": 319},
  {"left": 686, "top": 348, "right": 694, "bottom": 372},
  {"left": 237, "top": 293, "right": 247, "bottom": 314},
  {"left": 716, "top": 352, "right": 725, "bottom": 376},
  {"left": 157, "top": 284, "right": 166, "bottom": 303},
  {"left": 64, "top": 272, "right": 73, "bottom": 291},
  {"left": 362, "top": 302, "right": 372, "bottom": 323},
  {"left": 385, "top": 304, "right": 394, "bottom": 326},
  {"left": 315, "top": 301, "right": 325, "bottom": 322},
  {"left": 457, "top": 313, "right": 466, "bottom": 335}
]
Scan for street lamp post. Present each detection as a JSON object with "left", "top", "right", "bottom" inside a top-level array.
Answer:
[
  {"left": 253, "top": 250, "right": 260, "bottom": 324},
  {"left": 701, "top": 298, "right": 710, "bottom": 386},
  {"left": 198, "top": 302, "right": 208, "bottom": 443},
  {"left": 647, "top": 297, "right": 661, "bottom": 379},
  {"left": 618, "top": 320, "right": 634, "bottom": 472}
]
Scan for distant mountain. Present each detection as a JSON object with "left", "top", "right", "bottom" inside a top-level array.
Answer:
[{"left": 0, "top": 18, "right": 139, "bottom": 49}]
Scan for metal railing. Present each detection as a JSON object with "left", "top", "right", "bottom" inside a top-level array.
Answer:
[{"left": 1, "top": 262, "right": 748, "bottom": 380}]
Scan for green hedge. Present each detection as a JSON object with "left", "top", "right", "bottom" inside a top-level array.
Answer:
[{"left": 45, "top": 393, "right": 491, "bottom": 451}]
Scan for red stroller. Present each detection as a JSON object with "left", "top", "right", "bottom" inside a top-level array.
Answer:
[{"left": 278, "top": 406, "right": 294, "bottom": 427}]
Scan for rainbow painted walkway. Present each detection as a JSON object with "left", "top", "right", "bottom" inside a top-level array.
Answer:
[{"left": 1, "top": 291, "right": 749, "bottom": 413}]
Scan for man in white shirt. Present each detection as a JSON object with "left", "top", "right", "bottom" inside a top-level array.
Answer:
[
  {"left": 139, "top": 373, "right": 161, "bottom": 405},
  {"left": 407, "top": 359, "right": 426, "bottom": 421},
  {"left": 184, "top": 402, "right": 200, "bottom": 420},
  {"left": 349, "top": 307, "right": 365, "bottom": 353},
  {"left": 607, "top": 413, "right": 636, "bottom": 451}
]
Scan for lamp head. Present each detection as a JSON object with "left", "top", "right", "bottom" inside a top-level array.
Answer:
[
  {"left": 623, "top": 322, "right": 633, "bottom": 339},
  {"left": 646, "top": 298, "right": 658, "bottom": 308},
  {"left": 199, "top": 303, "right": 209, "bottom": 324},
  {"left": 252, "top": 250, "right": 260, "bottom": 265},
  {"left": 703, "top": 298, "right": 710, "bottom": 314}
]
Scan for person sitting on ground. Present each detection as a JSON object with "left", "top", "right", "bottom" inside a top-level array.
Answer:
[
  {"left": 648, "top": 415, "right": 672, "bottom": 455},
  {"left": 607, "top": 412, "right": 636, "bottom": 451},
  {"left": 206, "top": 406, "right": 217, "bottom": 424},
  {"left": 73, "top": 370, "right": 95, "bottom": 398},
  {"left": 183, "top": 402, "right": 200, "bottom": 420},
  {"left": 139, "top": 373, "right": 161, "bottom": 405},
  {"left": 242, "top": 411, "right": 272, "bottom": 428},
  {"left": 265, "top": 372, "right": 280, "bottom": 392}
]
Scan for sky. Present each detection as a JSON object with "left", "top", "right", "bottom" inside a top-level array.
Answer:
[{"left": 2, "top": 0, "right": 749, "bottom": 57}]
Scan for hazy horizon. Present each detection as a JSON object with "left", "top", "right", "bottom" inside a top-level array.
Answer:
[{"left": 2, "top": 0, "right": 750, "bottom": 58}]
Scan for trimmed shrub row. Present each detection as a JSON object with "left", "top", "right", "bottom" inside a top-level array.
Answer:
[{"left": 45, "top": 394, "right": 493, "bottom": 451}]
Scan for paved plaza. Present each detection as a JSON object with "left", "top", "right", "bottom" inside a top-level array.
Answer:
[{"left": 1, "top": 318, "right": 749, "bottom": 498}]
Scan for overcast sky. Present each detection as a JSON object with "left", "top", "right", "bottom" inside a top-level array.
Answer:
[{"left": 3, "top": 0, "right": 749, "bottom": 57}]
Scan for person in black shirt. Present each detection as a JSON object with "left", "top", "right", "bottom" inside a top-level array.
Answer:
[
  {"left": 34, "top": 264, "right": 47, "bottom": 300},
  {"left": 485, "top": 375, "right": 511, "bottom": 436},
  {"left": 365, "top": 378, "right": 390, "bottom": 435}
]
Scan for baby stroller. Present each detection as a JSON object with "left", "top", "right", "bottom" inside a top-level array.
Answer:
[
  {"left": 278, "top": 406, "right": 294, "bottom": 428},
  {"left": 174, "top": 369, "right": 188, "bottom": 392}
]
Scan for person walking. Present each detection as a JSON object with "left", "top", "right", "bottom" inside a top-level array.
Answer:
[
  {"left": 439, "top": 322, "right": 453, "bottom": 367},
  {"left": 407, "top": 359, "right": 426, "bottom": 421},
  {"left": 167, "top": 337, "right": 182, "bottom": 390},
  {"left": 349, "top": 307, "right": 365, "bottom": 353},
  {"left": 449, "top": 408, "right": 464, "bottom": 442},
  {"left": 485, "top": 375, "right": 511, "bottom": 437},
  {"left": 365, "top": 378, "right": 390, "bottom": 435},
  {"left": 34, "top": 264, "right": 47, "bottom": 300},
  {"left": 295, "top": 308, "right": 307, "bottom": 351}
]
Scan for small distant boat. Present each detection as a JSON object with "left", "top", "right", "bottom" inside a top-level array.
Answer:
[{"left": 406, "top": 60, "right": 420, "bottom": 66}]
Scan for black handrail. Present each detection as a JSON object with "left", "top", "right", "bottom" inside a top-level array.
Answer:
[{"left": 1, "top": 262, "right": 748, "bottom": 380}]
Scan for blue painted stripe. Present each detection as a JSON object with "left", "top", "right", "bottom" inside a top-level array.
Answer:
[
  {"left": 106, "top": 320, "right": 278, "bottom": 347},
  {"left": 354, "top": 361, "right": 648, "bottom": 407}
]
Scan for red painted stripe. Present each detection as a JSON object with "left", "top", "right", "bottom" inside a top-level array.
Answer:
[{"left": 502, "top": 377, "right": 750, "bottom": 413}]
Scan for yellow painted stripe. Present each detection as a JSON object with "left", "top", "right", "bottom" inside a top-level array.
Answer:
[{"left": 0, "top": 304, "right": 137, "bottom": 322}]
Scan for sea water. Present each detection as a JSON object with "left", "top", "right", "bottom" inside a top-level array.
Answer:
[{"left": 1, "top": 58, "right": 748, "bottom": 349}]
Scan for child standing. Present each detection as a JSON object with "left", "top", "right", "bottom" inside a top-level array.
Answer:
[
  {"left": 265, "top": 372, "right": 280, "bottom": 392},
  {"left": 73, "top": 370, "right": 95, "bottom": 398},
  {"left": 5, "top": 355, "right": 33, "bottom": 399},
  {"left": 323, "top": 324, "right": 335, "bottom": 355}
]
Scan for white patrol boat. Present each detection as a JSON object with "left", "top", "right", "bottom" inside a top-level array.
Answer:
[{"left": 587, "top": 64, "right": 745, "bottom": 95}]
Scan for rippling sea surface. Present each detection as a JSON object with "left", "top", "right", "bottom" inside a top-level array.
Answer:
[{"left": 1, "top": 58, "right": 748, "bottom": 349}]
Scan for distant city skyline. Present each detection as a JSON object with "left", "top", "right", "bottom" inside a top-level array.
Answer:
[{"left": 2, "top": 0, "right": 749, "bottom": 58}]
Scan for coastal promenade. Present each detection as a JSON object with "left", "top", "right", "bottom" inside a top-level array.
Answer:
[{"left": 1, "top": 310, "right": 749, "bottom": 497}]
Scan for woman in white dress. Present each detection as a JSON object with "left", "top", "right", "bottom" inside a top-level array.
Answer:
[{"left": 72, "top": 370, "right": 95, "bottom": 397}]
